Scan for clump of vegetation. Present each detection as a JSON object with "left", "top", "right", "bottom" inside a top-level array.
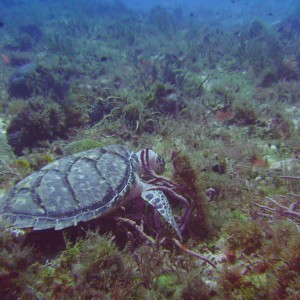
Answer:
[
  {"left": 180, "top": 271, "right": 212, "bottom": 300},
  {"left": 46, "top": 34, "right": 76, "bottom": 56},
  {"left": 213, "top": 221, "right": 300, "bottom": 299},
  {"left": 216, "top": 265, "right": 252, "bottom": 298},
  {"left": 268, "top": 112, "right": 293, "bottom": 139},
  {"left": 153, "top": 274, "right": 179, "bottom": 298},
  {"left": 258, "top": 222, "right": 300, "bottom": 299},
  {"left": 259, "top": 67, "right": 278, "bottom": 87},
  {"left": 172, "top": 150, "right": 211, "bottom": 240},
  {"left": 123, "top": 100, "right": 144, "bottom": 130},
  {"left": 147, "top": 81, "right": 171, "bottom": 102},
  {"left": 0, "top": 133, "right": 16, "bottom": 165},
  {"left": 7, "top": 98, "right": 67, "bottom": 155},
  {"left": 222, "top": 219, "right": 263, "bottom": 255},
  {"left": 0, "top": 227, "right": 34, "bottom": 299},
  {"left": 146, "top": 82, "right": 186, "bottom": 116},
  {"left": 15, "top": 157, "right": 31, "bottom": 169},
  {"left": 232, "top": 98, "right": 258, "bottom": 126},
  {"left": 182, "top": 72, "right": 207, "bottom": 98},
  {"left": 147, "top": 6, "right": 176, "bottom": 37},
  {"left": 63, "top": 139, "right": 103, "bottom": 155},
  {"left": 8, "top": 64, "right": 67, "bottom": 101},
  {"left": 27, "top": 232, "right": 139, "bottom": 299}
]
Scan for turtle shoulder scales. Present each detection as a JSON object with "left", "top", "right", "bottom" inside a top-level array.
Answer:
[{"left": 0, "top": 145, "right": 139, "bottom": 230}]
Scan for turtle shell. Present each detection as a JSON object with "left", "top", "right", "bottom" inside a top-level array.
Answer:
[{"left": 0, "top": 145, "right": 139, "bottom": 230}]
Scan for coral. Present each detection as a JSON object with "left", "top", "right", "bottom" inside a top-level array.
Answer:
[{"left": 63, "top": 139, "right": 103, "bottom": 155}]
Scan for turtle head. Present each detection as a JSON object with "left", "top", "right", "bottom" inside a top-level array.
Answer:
[{"left": 136, "top": 148, "right": 165, "bottom": 175}]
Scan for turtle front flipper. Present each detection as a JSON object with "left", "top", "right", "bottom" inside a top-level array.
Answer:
[{"left": 141, "top": 189, "right": 181, "bottom": 240}]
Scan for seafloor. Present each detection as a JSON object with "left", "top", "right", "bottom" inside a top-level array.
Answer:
[{"left": 0, "top": 1, "right": 300, "bottom": 299}]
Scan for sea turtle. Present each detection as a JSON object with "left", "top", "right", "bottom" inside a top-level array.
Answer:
[{"left": 0, "top": 145, "right": 190, "bottom": 238}]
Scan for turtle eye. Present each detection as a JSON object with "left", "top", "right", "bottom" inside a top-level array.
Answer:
[{"left": 156, "top": 155, "right": 165, "bottom": 174}]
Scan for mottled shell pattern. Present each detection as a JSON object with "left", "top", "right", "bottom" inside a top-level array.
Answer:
[{"left": 0, "top": 145, "right": 138, "bottom": 230}]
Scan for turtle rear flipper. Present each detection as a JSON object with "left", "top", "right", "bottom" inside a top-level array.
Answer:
[{"left": 141, "top": 189, "right": 181, "bottom": 240}]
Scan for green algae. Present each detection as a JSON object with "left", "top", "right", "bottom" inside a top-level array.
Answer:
[{"left": 63, "top": 139, "right": 103, "bottom": 155}]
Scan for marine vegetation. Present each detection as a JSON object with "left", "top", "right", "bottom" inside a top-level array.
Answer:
[
  {"left": 63, "top": 139, "right": 103, "bottom": 155},
  {"left": 7, "top": 99, "right": 67, "bottom": 155},
  {"left": 0, "top": 0, "right": 300, "bottom": 298}
]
